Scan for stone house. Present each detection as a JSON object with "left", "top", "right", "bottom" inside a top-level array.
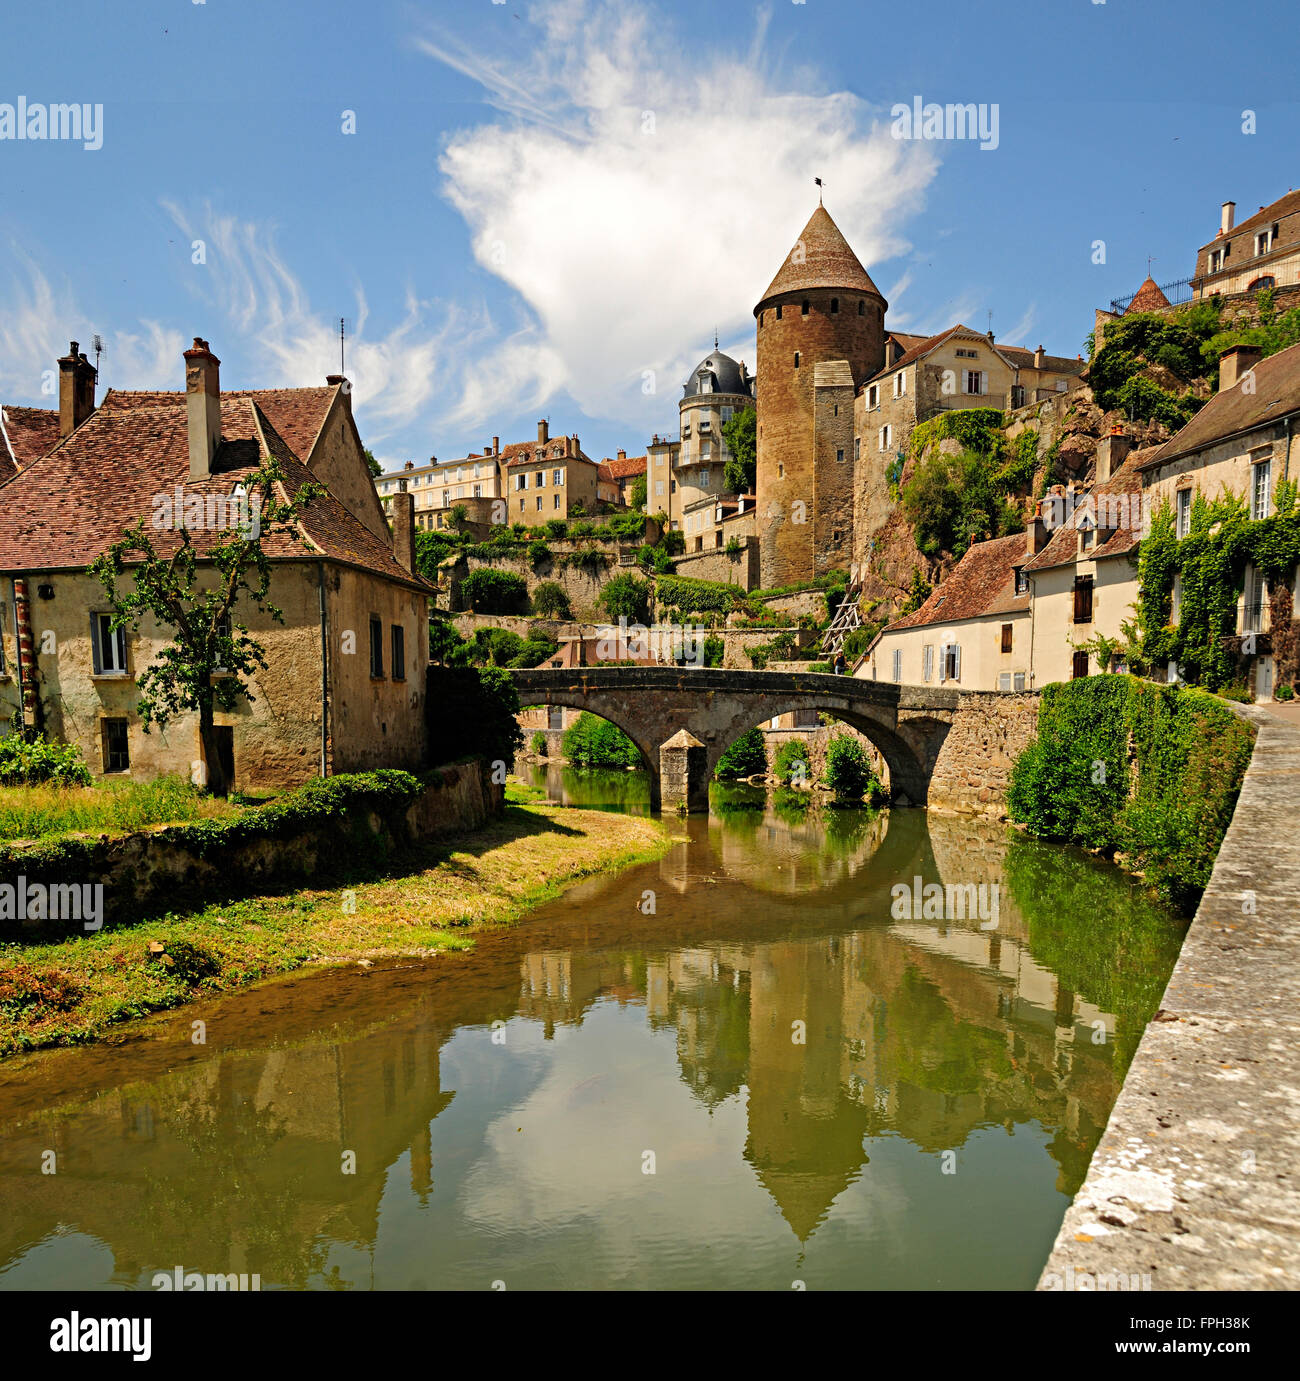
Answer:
[
  {"left": 673, "top": 348, "right": 754, "bottom": 538},
  {"left": 1194, "top": 190, "right": 1300, "bottom": 298},
  {"left": 857, "top": 324, "right": 1083, "bottom": 469},
  {"left": 599, "top": 450, "right": 647, "bottom": 509},
  {"left": 1136, "top": 339, "right": 1300, "bottom": 699},
  {"left": 0, "top": 338, "right": 432, "bottom": 789},
  {"left": 859, "top": 532, "right": 1031, "bottom": 692}
]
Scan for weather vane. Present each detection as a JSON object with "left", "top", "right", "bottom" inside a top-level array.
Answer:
[{"left": 815, "top": 176, "right": 823, "bottom": 204}]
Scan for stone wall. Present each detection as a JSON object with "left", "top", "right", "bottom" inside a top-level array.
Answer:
[
  {"left": 671, "top": 538, "right": 760, "bottom": 590},
  {"left": 924, "top": 691, "right": 1040, "bottom": 817}
]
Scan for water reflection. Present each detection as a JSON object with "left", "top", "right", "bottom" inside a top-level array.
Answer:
[{"left": 0, "top": 798, "right": 1183, "bottom": 1291}]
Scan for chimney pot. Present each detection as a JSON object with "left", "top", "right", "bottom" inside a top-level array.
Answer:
[
  {"left": 538, "top": 419, "right": 549, "bottom": 444},
  {"left": 1221, "top": 200, "right": 1236, "bottom": 235},
  {"left": 57, "top": 341, "right": 98, "bottom": 438},
  {"left": 184, "top": 338, "right": 221, "bottom": 479},
  {"left": 617, "top": 449, "right": 626, "bottom": 461},
  {"left": 493, "top": 436, "right": 499, "bottom": 455},
  {"left": 1033, "top": 345, "right": 1045, "bottom": 369}
]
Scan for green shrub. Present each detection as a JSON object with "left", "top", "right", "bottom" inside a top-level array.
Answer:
[
  {"left": 1007, "top": 675, "right": 1255, "bottom": 912},
  {"left": 822, "top": 733, "right": 882, "bottom": 803},
  {"left": 1215, "top": 683, "right": 1253, "bottom": 703},
  {"left": 702, "top": 634, "right": 725, "bottom": 668},
  {"left": 460, "top": 568, "right": 529, "bottom": 614},
  {"left": 545, "top": 519, "right": 568, "bottom": 539},
  {"left": 0, "top": 736, "right": 92, "bottom": 787},
  {"left": 528, "top": 540, "right": 550, "bottom": 566},
  {"left": 530, "top": 730, "right": 548, "bottom": 756},
  {"left": 531, "top": 581, "right": 572, "bottom": 620},
  {"left": 507, "top": 637, "right": 559, "bottom": 669},
  {"left": 724, "top": 536, "right": 742, "bottom": 555},
  {"left": 1276, "top": 684, "right": 1295, "bottom": 702},
  {"left": 562, "top": 712, "right": 643, "bottom": 769},
  {"left": 600, "top": 573, "right": 652, "bottom": 624},
  {"left": 714, "top": 727, "right": 767, "bottom": 780},
  {"left": 774, "top": 738, "right": 811, "bottom": 786},
  {"left": 655, "top": 574, "right": 748, "bottom": 618}
]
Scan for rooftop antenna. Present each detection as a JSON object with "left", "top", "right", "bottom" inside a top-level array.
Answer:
[
  {"left": 338, "top": 317, "right": 353, "bottom": 376},
  {"left": 987, "top": 309, "right": 993, "bottom": 337},
  {"left": 91, "top": 334, "right": 104, "bottom": 383}
]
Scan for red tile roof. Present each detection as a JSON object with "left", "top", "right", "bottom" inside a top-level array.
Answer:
[
  {"left": 101, "top": 384, "right": 339, "bottom": 465},
  {"left": 0, "top": 397, "right": 429, "bottom": 591},
  {"left": 503, "top": 436, "right": 595, "bottom": 468},
  {"left": 885, "top": 532, "right": 1030, "bottom": 632},
  {"left": 868, "top": 325, "right": 1083, "bottom": 385},
  {"left": 757, "top": 205, "right": 884, "bottom": 305},
  {"left": 1023, "top": 446, "right": 1160, "bottom": 573},
  {"left": 1125, "top": 276, "right": 1173, "bottom": 314},
  {"left": 0, "top": 405, "right": 61, "bottom": 478},
  {"left": 600, "top": 453, "right": 647, "bottom": 480}
]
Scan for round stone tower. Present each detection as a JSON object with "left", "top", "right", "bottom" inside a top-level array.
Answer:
[{"left": 754, "top": 205, "right": 887, "bottom": 587}]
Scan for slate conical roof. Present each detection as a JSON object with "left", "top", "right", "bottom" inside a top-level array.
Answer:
[
  {"left": 756, "top": 205, "right": 884, "bottom": 309},
  {"left": 1125, "top": 276, "right": 1172, "bottom": 314}
]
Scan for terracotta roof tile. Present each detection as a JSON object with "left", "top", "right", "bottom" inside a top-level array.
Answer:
[
  {"left": 757, "top": 206, "right": 884, "bottom": 306},
  {"left": 1023, "top": 446, "right": 1159, "bottom": 573},
  {"left": 600, "top": 454, "right": 647, "bottom": 480},
  {"left": 0, "top": 397, "right": 429, "bottom": 591},
  {"left": 1125, "top": 276, "right": 1173, "bottom": 314},
  {"left": 885, "top": 533, "right": 1029, "bottom": 632},
  {"left": 0, "top": 405, "right": 61, "bottom": 477}
]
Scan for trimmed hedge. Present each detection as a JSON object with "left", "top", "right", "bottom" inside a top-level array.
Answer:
[{"left": 1007, "top": 675, "right": 1255, "bottom": 912}]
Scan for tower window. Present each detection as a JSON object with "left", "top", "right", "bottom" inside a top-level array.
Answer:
[
  {"left": 794, "top": 352, "right": 800, "bottom": 368},
  {"left": 831, "top": 298, "right": 839, "bottom": 314},
  {"left": 858, "top": 300, "right": 865, "bottom": 315},
  {"left": 758, "top": 311, "right": 763, "bottom": 327},
  {"left": 801, "top": 300, "right": 809, "bottom": 316},
  {"left": 776, "top": 304, "right": 783, "bottom": 320}
]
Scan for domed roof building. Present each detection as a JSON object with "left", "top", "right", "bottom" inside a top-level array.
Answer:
[{"left": 682, "top": 349, "right": 754, "bottom": 401}]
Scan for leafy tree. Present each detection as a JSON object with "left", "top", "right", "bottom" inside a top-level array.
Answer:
[
  {"left": 88, "top": 456, "right": 323, "bottom": 796},
  {"left": 630, "top": 474, "right": 647, "bottom": 510},
  {"left": 459, "top": 568, "right": 529, "bottom": 614},
  {"left": 714, "top": 727, "right": 767, "bottom": 779},
  {"left": 429, "top": 618, "right": 473, "bottom": 666},
  {"left": 599, "top": 573, "right": 652, "bottom": 624},
  {"left": 364, "top": 449, "right": 383, "bottom": 478},
  {"left": 722, "top": 405, "right": 757, "bottom": 494},
  {"left": 531, "top": 581, "right": 572, "bottom": 619},
  {"left": 773, "top": 737, "right": 810, "bottom": 786},
  {"left": 822, "top": 732, "right": 881, "bottom": 803},
  {"left": 562, "top": 712, "right": 642, "bottom": 768}
]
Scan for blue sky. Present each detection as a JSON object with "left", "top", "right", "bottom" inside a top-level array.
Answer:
[{"left": 2, "top": 0, "right": 1297, "bottom": 471}]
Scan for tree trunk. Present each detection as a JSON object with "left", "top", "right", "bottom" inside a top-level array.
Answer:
[{"left": 198, "top": 702, "right": 229, "bottom": 798}]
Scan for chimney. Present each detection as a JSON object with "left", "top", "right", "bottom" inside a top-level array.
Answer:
[
  {"left": 57, "top": 341, "right": 97, "bottom": 438},
  {"left": 617, "top": 449, "right": 626, "bottom": 461},
  {"left": 493, "top": 436, "right": 500, "bottom": 455},
  {"left": 538, "top": 419, "right": 549, "bottom": 444},
  {"left": 1219, "top": 343, "right": 1263, "bottom": 392},
  {"left": 404, "top": 459, "right": 415, "bottom": 471},
  {"left": 1221, "top": 200, "right": 1236, "bottom": 235},
  {"left": 571, "top": 435, "right": 579, "bottom": 457},
  {"left": 183, "top": 337, "right": 221, "bottom": 479},
  {"left": 1096, "top": 430, "right": 1132, "bottom": 483},
  {"left": 1033, "top": 345, "right": 1045, "bottom": 369},
  {"left": 1025, "top": 509, "right": 1050, "bottom": 556},
  {"left": 392, "top": 491, "right": 415, "bottom": 572}
]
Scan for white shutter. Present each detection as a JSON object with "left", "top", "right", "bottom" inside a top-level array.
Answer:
[
  {"left": 953, "top": 645, "right": 962, "bottom": 681},
  {"left": 979, "top": 370, "right": 987, "bottom": 396},
  {"left": 938, "top": 643, "right": 948, "bottom": 683}
]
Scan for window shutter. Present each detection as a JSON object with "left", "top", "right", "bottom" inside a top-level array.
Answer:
[
  {"left": 953, "top": 645, "right": 961, "bottom": 681},
  {"left": 90, "top": 614, "right": 103, "bottom": 675},
  {"left": 980, "top": 371, "right": 987, "bottom": 395},
  {"left": 938, "top": 644, "right": 947, "bottom": 683},
  {"left": 114, "top": 627, "right": 126, "bottom": 673}
]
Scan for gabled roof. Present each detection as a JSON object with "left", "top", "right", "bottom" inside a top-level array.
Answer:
[
  {"left": 100, "top": 385, "right": 340, "bottom": 466},
  {"left": 599, "top": 454, "right": 647, "bottom": 480},
  {"left": 503, "top": 436, "right": 595, "bottom": 468},
  {"left": 1023, "top": 446, "right": 1160, "bottom": 573},
  {"left": 884, "top": 532, "right": 1030, "bottom": 633},
  {"left": 756, "top": 205, "right": 884, "bottom": 307},
  {"left": 0, "top": 405, "right": 61, "bottom": 480},
  {"left": 867, "top": 325, "right": 1083, "bottom": 386},
  {"left": 0, "top": 396, "right": 429, "bottom": 591},
  {"left": 1125, "top": 276, "right": 1172, "bottom": 314},
  {"left": 1137, "top": 340, "right": 1300, "bottom": 470}
]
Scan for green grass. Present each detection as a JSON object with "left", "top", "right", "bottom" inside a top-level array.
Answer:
[{"left": 0, "top": 774, "right": 244, "bottom": 843}]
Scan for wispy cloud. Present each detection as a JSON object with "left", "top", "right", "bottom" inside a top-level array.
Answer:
[{"left": 419, "top": 0, "right": 938, "bottom": 431}]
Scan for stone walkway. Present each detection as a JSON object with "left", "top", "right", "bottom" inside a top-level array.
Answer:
[{"left": 1038, "top": 703, "right": 1300, "bottom": 1290}]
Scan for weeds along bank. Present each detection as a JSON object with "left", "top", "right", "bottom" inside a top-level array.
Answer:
[{"left": 1006, "top": 674, "right": 1256, "bottom": 913}]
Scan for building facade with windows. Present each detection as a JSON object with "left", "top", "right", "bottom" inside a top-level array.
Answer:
[
  {"left": 674, "top": 348, "right": 754, "bottom": 538},
  {"left": 0, "top": 338, "right": 432, "bottom": 788},
  {"left": 859, "top": 532, "right": 1031, "bottom": 692},
  {"left": 1194, "top": 190, "right": 1300, "bottom": 298}
]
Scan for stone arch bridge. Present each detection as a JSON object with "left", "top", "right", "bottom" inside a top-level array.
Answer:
[{"left": 510, "top": 667, "right": 1024, "bottom": 813}]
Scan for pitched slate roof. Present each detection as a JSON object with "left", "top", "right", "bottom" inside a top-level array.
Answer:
[
  {"left": 757, "top": 205, "right": 884, "bottom": 306},
  {"left": 1124, "top": 276, "right": 1173, "bottom": 314},
  {"left": 884, "top": 532, "right": 1030, "bottom": 633},
  {"left": 100, "top": 384, "right": 339, "bottom": 465},
  {"left": 0, "top": 405, "right": 61, "bottom": 479},
  {"left": 1023, "top": 446, "right": 1160, "bottom": 573},
  {"left": 1137, "top": 340, "right": 1300, "bottom": 470},
  {"left": 0, "top": 396, "right": 429, "bottom": 591}
]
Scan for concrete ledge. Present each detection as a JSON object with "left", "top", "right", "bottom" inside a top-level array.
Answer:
[{"left": 1038, "top": 706, "right": 1300, "bottom": 1291}]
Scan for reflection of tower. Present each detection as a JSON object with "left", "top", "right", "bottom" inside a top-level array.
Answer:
[
  {"left": 410, "top": 1122, "right": 433, "bottom": 1204},
  {"left": 754, "top": 205, "right": 887, "bottom": 587},
  {"left": 743, "top": 938, "right": 870, "bottom": 1242}
]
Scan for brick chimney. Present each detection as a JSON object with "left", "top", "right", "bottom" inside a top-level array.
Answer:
[
  {"left": 492, "top": 436, "right": 500, "bottom": 455},
  {"left": 1033, "top": 345, "right": 1045, "bottom": 369},
  {"left": 391, "top": 490, "right": 415, "bottom": 572},
  {"left": 538, "top": 419, "right": 549, "bottom": 444},
  {"left": 184, "top": 337, "right": 221, "bottom": 479},
  {"left": 1221, "top": 200, "right": 1236, "bottom": 235},
  {"left": 1096, "top": 429, "right": 1132, "bottom": 483},
  {"left": 1219, "top": 343, "right": 1262, "bottom": 392},
  {"left": 57, "top": 341, "right": 97, "bottom": 438},
  {"left": 1025, "top": 509, "right": 1050, "bottom": 556},
  {"left": 617, "top": 448, "right": 626, "bottom": 461}
]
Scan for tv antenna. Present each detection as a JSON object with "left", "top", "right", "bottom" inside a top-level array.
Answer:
[
  {"left": 91, "top": 334, "right": 104, "bottom": 382},
  {"left": 338, "top": 317, "right": 353, "bottom": 376}
]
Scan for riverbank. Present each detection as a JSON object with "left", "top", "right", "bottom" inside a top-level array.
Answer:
[
  {"left": 1038, "top": 703, "right": 1300, "bottom": 1290},
  {"left": 0, "top": 787, "right": 670, "bottom": 1057}
]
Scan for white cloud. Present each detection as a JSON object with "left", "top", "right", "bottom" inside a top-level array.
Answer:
[{"left": 420, "top": 0, "right": 938, "bottom": 431}]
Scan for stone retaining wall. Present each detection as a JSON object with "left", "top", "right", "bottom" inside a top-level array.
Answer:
[{"left": 925, "top": 691, "right": 1040, "bottom": 817}]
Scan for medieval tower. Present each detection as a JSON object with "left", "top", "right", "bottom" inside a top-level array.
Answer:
[{"left": 754, "top": 206, "right": 887, "bottom": 586}]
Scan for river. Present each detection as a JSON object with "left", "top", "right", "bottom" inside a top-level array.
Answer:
[{"left": 0, "top": 770, "right": 1184, "bottom": 1291}]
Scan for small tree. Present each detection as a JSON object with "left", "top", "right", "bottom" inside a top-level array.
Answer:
[
  {"left": 532, "top": 581, "right": 572, "bottom": 619},
  {"left": 714, "top": 727, "right": 767, "bottom": 780},
  {"left": 630, "top": 474, "right": 647, "bottom": 510},
  {"left": 774, "top": 737, "right": 810, "bottom": 787},
  {"left": 722, "top": 405, "right": 757, "bottom": 494},
  {"left": 88, "top": 456, "right": 323, "bottom": 797},
  {"left": 600, "top": 573, "right": 652, "bottom": 624},
  {"left": 364, "top": 448, "right": 383, "bottom": 478},
  {"left": 823, "top": 732, "right": 881, "bottom": 803}
]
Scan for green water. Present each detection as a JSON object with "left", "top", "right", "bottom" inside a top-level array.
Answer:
[{"left": 0, "top": 777, "right": 1184, "bottom": 1291}]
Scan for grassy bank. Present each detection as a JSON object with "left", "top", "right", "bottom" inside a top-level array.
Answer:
[
  {"left": 0, "top": 787, "right": 668, "bottom": 1057},
  {"left": 0, "top": 775, "right": 244, "bottom": 843}
]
